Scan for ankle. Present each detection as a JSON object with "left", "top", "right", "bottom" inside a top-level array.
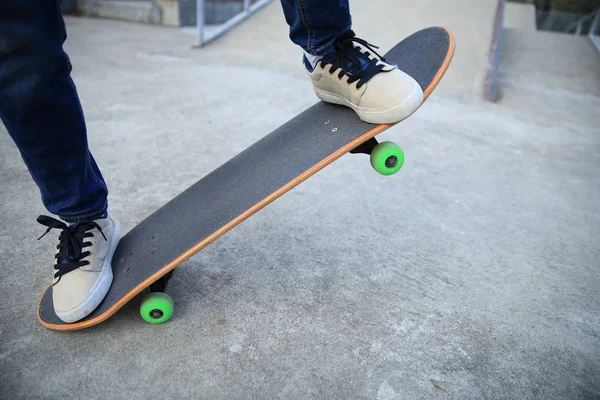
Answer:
[{"left": 303, "top": 51, "right": 323, "bottom": 72}]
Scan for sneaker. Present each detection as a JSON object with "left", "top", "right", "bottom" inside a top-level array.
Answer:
[
  {"left": 37, "top": 214, "right": 122, "bottom": 323},
  {"left": 303, "top": 30, "right": 424, "bottom": 124}
]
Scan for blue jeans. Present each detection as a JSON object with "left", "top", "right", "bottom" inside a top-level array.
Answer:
[
  {"left": 280, "top": 0, "right": 351, "bottom": 55},
  {"left": 0, "top": 1, "right": 108, "bottom": 223},
  {"left": 0, "top": 0, "right": 351, "bottom": 223}
]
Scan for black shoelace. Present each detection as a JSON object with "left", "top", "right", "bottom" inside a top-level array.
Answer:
[
  {"left": 37, "top": 215, "right": 107, "bottom": 285},
  {"left": 321, "top": 30, "right": 388, "bottom": 89}
]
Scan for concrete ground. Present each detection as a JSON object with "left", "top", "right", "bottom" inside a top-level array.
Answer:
[{"left": 1, "top": 1, "right": 600, "bottom": 398}]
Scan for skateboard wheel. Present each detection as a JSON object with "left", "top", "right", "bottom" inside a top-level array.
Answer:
[
  {"left": 140, "top": 292, "right": 174, "bottom": 324},
  {"left": 370, "top": 141, "right": 404, "bottom": 176}
]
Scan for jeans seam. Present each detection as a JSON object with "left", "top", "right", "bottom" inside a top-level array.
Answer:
[
  {"left": 87, "top": 153, "right": 107, "bottom": 188},
  {"left": 65, "top": 68, "right": 88, "bottom": 127},
  {"left": 297, "top": 0, "right": 315, "bottom": 53}
]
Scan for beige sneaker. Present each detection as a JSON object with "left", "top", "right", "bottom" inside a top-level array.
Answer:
[
  {"left": 37, "top": 214, "right": 121, "bottom": 323},
  {"left": 304, "top": 30, "right": 423, "bottom": 124}
]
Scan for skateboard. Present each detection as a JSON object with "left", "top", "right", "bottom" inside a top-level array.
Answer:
[{"left": 38, "top": 26, "right": 455, "bottom": 331}]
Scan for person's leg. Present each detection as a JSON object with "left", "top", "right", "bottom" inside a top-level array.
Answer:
[
  {"left": 280, "top": 0, "right": 424, "bottom": 125},
  {"left": 0, "top": 1, "right": 121, "bottom": 323},
  {"left": 280, "top": 0, "right": 351, "bottom": 56},
  {"left": 0, "top": 1, "right": 108, "bottom": 223}
]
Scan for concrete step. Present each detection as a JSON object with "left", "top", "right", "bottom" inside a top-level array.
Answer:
[
  {"left": 504, "top": 2, "right": 536, "bottom": 31},
  {"left": 497, "top": 28, "right": 600, "bottom": 136},
  {"left": 76, "top": 0, "right": 161, "bottom": 24},
  {"left": 74, "top": 0, "right": 255, "bottom": 27},
  {"left": 499, "top": 27, "right": 600, "bottom": 97},
  {"left": 75, "top": 0, "right": 199, "bottom": 26}
]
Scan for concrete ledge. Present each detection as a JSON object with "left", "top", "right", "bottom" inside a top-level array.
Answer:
[
  {"left": 77, "top": 0, "right": 162, "bottom": 24},
  {"left": 75, "top": 0, "right": 241, "bottom": 26},
  {"left": 483, "top": 0, "right": 505, "bottom": 102}
]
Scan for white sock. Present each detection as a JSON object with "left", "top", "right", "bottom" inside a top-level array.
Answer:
[{"left": 303, "top": 51, "right": 323, "bottom": 69}]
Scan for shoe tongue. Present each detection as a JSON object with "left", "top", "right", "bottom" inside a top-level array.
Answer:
[
  {"left": 352, "top": 42, "right": 395, "bottom": 71},
  {"left": 344, "top": 58, "right": 367, "bottom": 76}
]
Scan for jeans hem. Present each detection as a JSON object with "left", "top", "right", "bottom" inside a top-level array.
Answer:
[
  {"left": 59, "top": 202, "right": 108, "bottom": 223},
  {"left": 306, "top": 23, "right": 353, "bottom": 56}
]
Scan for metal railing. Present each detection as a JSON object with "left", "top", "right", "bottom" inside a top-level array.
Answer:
[
  {"left": 565, "top": 8, "right": 600, "bottom": 54},
  {"left": 588, "top": 9, "right": 600, "bottom": 54},
  {"left": 565, "top": 9, "right": 594, "bottom": 34},
  {"left": 195, "top": 0, "right": 272, "bottom": 47}
]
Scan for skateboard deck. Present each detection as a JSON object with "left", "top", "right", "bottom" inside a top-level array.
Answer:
[{"left": 38, "top": 26, "right": 455, "bottom": 331}]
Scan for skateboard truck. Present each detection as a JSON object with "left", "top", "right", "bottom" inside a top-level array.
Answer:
[
  {"left": 350, "top": 137, "right": 379, "bottom": 155},
  {"left": 149, "top": 270, "right": 173, "bottom": 293},
  {"left": 350, "top": 137, "right": 405, "bottom": 176}
]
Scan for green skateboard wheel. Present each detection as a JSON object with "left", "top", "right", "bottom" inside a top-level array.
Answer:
[
  {"left": 370, "top": 141, "right": 404, "bottom": 175},
  {"left": 140, "top": 292, "right": 174, "bottom": 324}
]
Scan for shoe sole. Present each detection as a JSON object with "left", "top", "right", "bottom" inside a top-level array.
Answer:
[
  {"left": 55, "top": 220, "right": 122, "bottom": 323},
  {"left": 314, "top": 81, "right": 424, "bottom": 124}
]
